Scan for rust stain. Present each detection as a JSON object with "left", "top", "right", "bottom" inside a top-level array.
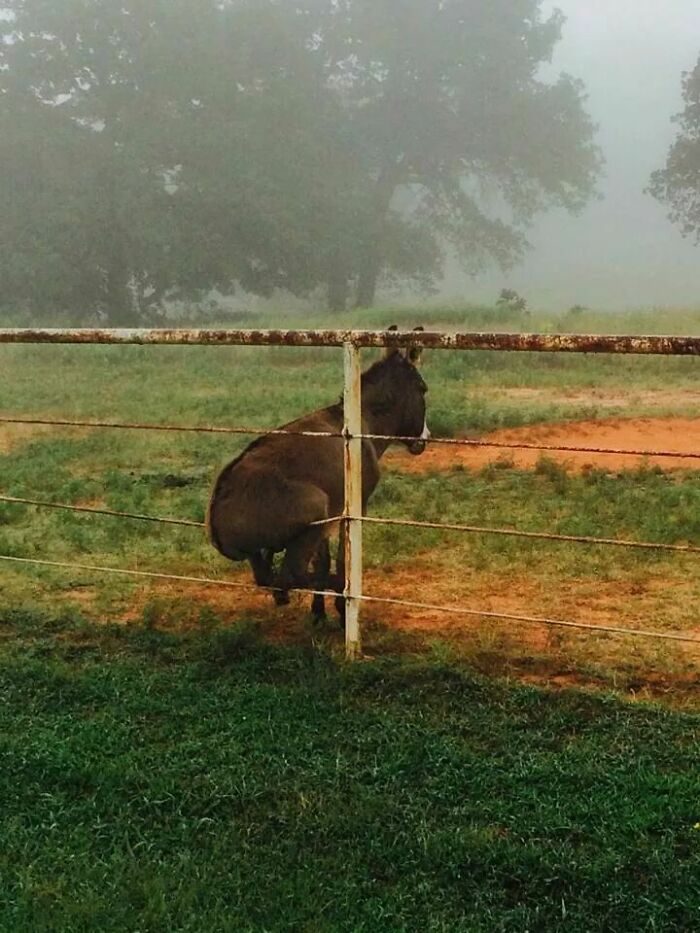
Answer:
[{"left": 0, "top": 328, "right": 699, "bottom": 355}]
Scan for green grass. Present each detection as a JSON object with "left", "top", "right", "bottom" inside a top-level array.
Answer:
[
  {"left": 1, "top": 612, "right": 699, "bottom": 932},
  {"left": 1, "top": 431, "right": 699, "bottom": 632},
  {"left": 1, "top": 306, "right": 699, "bottom": 929},
  {"left": 0, "top": 303, "right": 698, "bottom": 657}
]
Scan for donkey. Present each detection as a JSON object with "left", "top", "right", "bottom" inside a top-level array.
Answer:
[{"left": 206, "top": 328, "right": 429, "bottom": 620}]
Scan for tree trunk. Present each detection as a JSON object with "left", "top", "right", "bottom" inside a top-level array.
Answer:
[
  {"left": 354, "top": 166, "right": 399, "bottom": 310},
  {"left": 354, "top": 254, "right": 381, "bottom": 309},
  {"left": 327, "top": 248, "right": 350, "bottom": 313}
]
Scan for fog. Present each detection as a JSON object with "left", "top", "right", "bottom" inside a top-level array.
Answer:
[
  {"left": 449, "top": 0, "right": 700, "bottom": 311},
  {"left": 2, "top": 2, "right": 699, "bottom": 320}
]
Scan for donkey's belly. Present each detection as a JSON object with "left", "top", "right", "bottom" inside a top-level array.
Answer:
[{"left": 208, "top": 468, "right": 330, "bottom": 560}]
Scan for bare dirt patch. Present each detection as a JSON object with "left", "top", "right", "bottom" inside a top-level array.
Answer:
[
  {"left": 387, "top": 417, "right": 700, "bottom": 473},
  {"left": 0, "top": 423, "right": 58, "bottom": 453},
  {"left": 112, "top": 552, "right": 699, "bottom": 694}
]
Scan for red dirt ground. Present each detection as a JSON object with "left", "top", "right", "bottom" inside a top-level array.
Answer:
[
  {"left": 99, "top": 551, "right": 699, "bottom": 706},
  {"left": 386, "top": 416, "right": 700, "bottom": 473}
]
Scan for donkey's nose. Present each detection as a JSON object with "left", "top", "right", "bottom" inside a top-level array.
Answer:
[{"left": 408, "top": 421, "right": 430, "bottom": 456}]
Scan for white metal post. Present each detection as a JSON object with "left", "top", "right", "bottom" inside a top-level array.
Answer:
[{"left": 343, "top": 341, "right": 363, "bottom": 660}]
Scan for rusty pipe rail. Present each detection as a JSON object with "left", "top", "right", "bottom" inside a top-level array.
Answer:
[{"left": 1, "top": 327, "right": 700, "bottom": 355}]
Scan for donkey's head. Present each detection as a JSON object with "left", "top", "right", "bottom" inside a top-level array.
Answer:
[{"left": 362, "top": 326, "right": 429, "bottom": 456}]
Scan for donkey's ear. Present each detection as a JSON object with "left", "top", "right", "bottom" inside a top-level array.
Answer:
[
  {"left": 382, "top": 324, "right": 400, "bottom": 361},
  {"left": 407, "top": 326, "right": 425, "bottom": 366}
]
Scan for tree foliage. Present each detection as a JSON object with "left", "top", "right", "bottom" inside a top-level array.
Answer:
[
  {"left": 0, "top": 1, "right": 601, "bottom": 320},
  {"left": 312, "top": 0, "right": 602, "bottom": 306},
  {"left": 650, "top": 57, "right": 700, "bottom": 243}
]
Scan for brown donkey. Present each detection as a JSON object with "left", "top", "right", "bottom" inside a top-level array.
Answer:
[{"left": 207, "top": 330, "right": 429, "bottom": 620}]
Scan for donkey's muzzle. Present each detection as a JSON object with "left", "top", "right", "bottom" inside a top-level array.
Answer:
[
  {"left": 407, "top": 439, "right": 427, "bottom": 456},
  {"left": 407, "top": 421, "right": 430, "bottom": 456}
]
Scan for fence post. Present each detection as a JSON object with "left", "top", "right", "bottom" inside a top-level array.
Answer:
[{"left": 343, "top": 341, "right": 363, "bottom": 660}]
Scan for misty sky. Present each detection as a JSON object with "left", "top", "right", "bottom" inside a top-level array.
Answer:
[{"left": 460, "top": 0, "right": 700, "bottom": 311}]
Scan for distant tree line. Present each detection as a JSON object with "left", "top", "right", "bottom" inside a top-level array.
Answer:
[{"left": 0, "top": 1, "right": 604, "bottom": 323}]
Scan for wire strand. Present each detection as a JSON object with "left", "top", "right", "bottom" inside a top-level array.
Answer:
[
  {"left": 1, "top": 552, "right": 697, "bottom": 646},
  {"left": 0, "top": 494, "right": 340, "bottom": 530},
  {"left": 2, "top": 495, "right": 694, "bottom": 555},
  {"left": 0, "top": 415, "right": 340, "bottom": 440},
  {"left": 361, "top": 433, "right": 700, "bottom": 461},
  {"left": 0, "top": 495, "right": 204, "bottom": 527},
  {"left": 0, "top": 553, "right": 338, "bottom": 601},
  {"left": 358, "top": 593, "right": 700, "bottom": 645},
  {"left": 361, "top": 516, "right": 700, "bottom": 555},
  {"left": 1, "top": 415, "right": 698, "bottom": 461}
]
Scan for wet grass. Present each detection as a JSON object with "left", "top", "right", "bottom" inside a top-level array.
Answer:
[
  {"left": 0, "top": 305, "right": 698, "bottom": 659},
  {"left": 1, "top": 610, "right": 699, "bottom": 932},
  {"left": 0, "top": 306, "right": 699, "bottom": 929}
]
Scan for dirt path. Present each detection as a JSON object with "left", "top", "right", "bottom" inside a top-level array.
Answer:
[{"left": 387, "top": 417, "right": 700, "bottom": 473}]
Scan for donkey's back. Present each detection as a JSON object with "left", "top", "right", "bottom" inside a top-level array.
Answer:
[{"left": 207, "top": 405, "right": 344, "bottom": 562}]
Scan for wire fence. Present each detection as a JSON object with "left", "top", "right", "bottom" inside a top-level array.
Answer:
[
  {"left": 1, "top": 552, "right": 698, "bottom": 646},
  {"left": 2, "top": 493, "right": 700, "bottom": 555},
  {"left": 2, "top": 414, "right": 700, "bottom": 461},
  {"left": 1, "top": 326, "right": 699, "bottom": 656}
]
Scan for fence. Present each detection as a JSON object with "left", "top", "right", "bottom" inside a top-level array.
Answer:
[{"left": 1, "top": 326, "right": 699, "bottom": 659}]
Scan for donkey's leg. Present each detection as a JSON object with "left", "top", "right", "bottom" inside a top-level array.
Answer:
[
  {"left": 271, "top": 482, "right": 330, "bottom": 608},
  {"left": 249, "top": 549, "right": 274, "bottom": 587},
  {"left": 310, "top": 539, "right": 331, "bottom": 621},
  {"left": 333, "top": 533, "right": 346, "bottom": 625},
  {"left": 277, "top": 527, "right": 327, "bottom": 597},
  {"left": 249, "top": 550, "right": 289, "bottom": 605}
]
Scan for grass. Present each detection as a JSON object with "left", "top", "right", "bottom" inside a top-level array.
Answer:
[
  {"left": 0, "top": 304, "right": 698, "bottom": 669},
  {"left": 1, "top": 611, "right": 699, "bottom": 931},
  {"left": 0, "top": 304, "right": 699, "bottom": 928}
]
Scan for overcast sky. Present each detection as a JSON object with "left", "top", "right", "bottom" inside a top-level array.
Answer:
[{"left": 457, "top": 0, "right": 700, "bottom": 311}]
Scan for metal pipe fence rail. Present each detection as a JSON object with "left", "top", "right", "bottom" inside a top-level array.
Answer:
[{"left": 1, "top": 326, "right": 699, "bottom": 658}]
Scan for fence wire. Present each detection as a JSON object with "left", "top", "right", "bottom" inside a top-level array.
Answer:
[
  {"left": 0, "top": 552, "right": 697, "bottom": 646},
  {"left": 361, "top": 516, "right": 700, "bottom": 555},
  {"left": 2, "top": 494, "right": 697, "bottom": 555},
  {"left": 1, "top": 415, "right": 700, "bottom": 461},
  {"left": 1, "top": 326, "right": 699, "bottom": 651}
]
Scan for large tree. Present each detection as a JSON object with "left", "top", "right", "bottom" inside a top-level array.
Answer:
[
  {"left": 0, "top": 1, "right": 360, "bottom": 321},
  {"left": 1, "top": 0, "right": 601, "bottom": 320},
  {"left": 308, "top": 0, "right": 602, "bottom": 307},
  {"left": 649, "top": 57, "right": 700, "bottom": 242}
]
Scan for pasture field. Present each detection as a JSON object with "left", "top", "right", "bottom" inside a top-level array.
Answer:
[
  {"left": 0, "top": 305, "right": 699, "bottom": 927},
  {"left": 0, "top": 305, "right": 698, "bottom": 685},
  {"left": 1, "top": 617, "right": 699, "bottom": 931}
]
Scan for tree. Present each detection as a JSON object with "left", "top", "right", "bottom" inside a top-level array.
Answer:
[
  {"left": 307, "top": 0, "right": 602, "bottom": 307},
  {"left": 649, "top": 57, "right": 700, "bottom": 242},
  {"left": 0, "top": 0, "right": 601, "bottom": 319},
  {"left": 0, "top": 1, "right": 362, "bottom": 321}
]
